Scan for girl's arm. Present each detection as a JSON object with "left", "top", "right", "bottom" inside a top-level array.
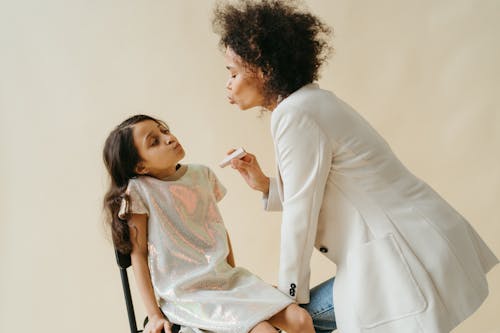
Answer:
[
  {"left": 129, "top": 213, "right": 171, "bottom": 333},
  {"left": 226, "top": 232, "right": 236, "bottom": 267}
]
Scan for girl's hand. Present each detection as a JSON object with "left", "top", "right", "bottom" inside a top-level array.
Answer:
[
  {"left": 144, "top": 314, "right": 172, "bottom": 333},
  {"left": 227, "top": 149, "right": 270, "bottom": 194}
]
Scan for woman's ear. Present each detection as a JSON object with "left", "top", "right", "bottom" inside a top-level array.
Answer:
[
  {"left": 135, "top": 162, "right": 148, "bottom": 175},
  {"left": 257, "top": 68, "right": 264, "bottom": 80}
]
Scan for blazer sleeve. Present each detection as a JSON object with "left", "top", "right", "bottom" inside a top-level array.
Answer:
[{"left": 273, "top": 110, "right": 332, "bottom": 303}]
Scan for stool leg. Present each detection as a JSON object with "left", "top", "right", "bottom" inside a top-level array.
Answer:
[{"left": 120, "top": 268, "right": 139, "bottom": 333}]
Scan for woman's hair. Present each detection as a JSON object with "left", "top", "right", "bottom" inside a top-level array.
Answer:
[
  {"left": 212, "top": 0, "right": 333, "bottom": 104},
  {"left": 102, "top": 114, "right": 166, "bottom": 253}
]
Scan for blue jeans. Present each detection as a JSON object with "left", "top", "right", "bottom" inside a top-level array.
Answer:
[{"left": 300, "top": 277, "right": 337, "bottom": 333}]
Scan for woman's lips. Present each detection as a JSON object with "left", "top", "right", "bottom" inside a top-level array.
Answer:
[{"left": 227, "top": 96, "right": 235, "bottom": 104}]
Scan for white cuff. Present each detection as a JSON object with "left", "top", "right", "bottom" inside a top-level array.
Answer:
[{"left": 262, "top": 177, "right": 283, "bottom": 211}]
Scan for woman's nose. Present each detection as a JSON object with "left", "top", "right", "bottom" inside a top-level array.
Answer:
[
  {"left": 226, "top": 78, "right": 231, "bottom": 89},
  {"left": 164, "top": 134, "right": 173, "bottom": 145}
]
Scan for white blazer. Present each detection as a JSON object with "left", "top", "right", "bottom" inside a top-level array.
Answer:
[{"left": 264, "top": 83, "right": 498, "bottom": 333}]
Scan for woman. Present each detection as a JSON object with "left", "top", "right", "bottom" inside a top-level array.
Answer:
[{"left": 212, "top": 1, "right": 498, "bottom": 333}]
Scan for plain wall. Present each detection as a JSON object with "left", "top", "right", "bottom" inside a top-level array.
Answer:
[{"left": 0, "top": 0, "right": 498, "bottom": 332}]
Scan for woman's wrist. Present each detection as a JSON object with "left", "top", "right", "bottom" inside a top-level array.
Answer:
[{"left": 257, "top": 176, "right": 270, "bottom": 195}]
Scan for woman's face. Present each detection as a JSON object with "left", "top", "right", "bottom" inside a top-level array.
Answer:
[
  {"left": 132, "top": 119, "right": 185, "bottom": 179},
  {"left": 224, "top": 47, "right": 266, "bottom": 110}
]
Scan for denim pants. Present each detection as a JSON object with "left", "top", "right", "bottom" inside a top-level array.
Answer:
[{"left": 300, "top": 277, "right": 337, "bottom": 333}]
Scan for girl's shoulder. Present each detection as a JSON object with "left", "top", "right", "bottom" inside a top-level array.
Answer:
[
  {"left": 126, "top": 176, "right": 151, "bottom": 195},
  {"left": 185, "top": 163, "right": 212, "bottom": 176},
  {"left": 184, "top": 164, "right": 223, "bottom": 186}
]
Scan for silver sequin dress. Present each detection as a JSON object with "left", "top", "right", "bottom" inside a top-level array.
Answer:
[{"left": 123, "top": 164, "right": 293, "bottom": 333}]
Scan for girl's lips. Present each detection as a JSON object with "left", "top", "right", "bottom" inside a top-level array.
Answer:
[
  {"left": 174, "top": 143, "right": 183, "bottom": 152},
  {"left": 227, "top": 96, "right": 235, "bottom": 104}
]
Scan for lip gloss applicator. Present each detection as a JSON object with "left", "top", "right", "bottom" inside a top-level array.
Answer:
[{"left": 219, "top": 147, "right": 247, "bottom": 168}]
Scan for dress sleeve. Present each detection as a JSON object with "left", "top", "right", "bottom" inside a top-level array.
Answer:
[
  {"left": 118, "top": 179, "right": 149, "bottom": 218},
  {"left": 273, "top": 110, "right": 332, "bottom": 303},
  {"left": 207, "top": 167, "right": 227, "bottom": 202}
]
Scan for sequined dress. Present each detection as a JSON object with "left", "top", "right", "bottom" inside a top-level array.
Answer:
[{"left": 123, "top": 164, "right": 292, "bottom": 333}]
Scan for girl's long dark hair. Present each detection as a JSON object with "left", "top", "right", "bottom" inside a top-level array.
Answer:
[{"left": 103, "top": 114, "right": 162, "bottom": 253}]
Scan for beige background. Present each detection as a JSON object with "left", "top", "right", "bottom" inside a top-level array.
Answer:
[{"left": 0, "top": 0, "right": 499, "bottom": 332}]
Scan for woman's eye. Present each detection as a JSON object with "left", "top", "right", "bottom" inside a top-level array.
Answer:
[{"left": 150, "top": 138, "right": 159, "bottom": 146}]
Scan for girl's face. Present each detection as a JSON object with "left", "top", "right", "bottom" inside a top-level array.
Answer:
[
  {"left": 132, "top": 120, "right": 185, "bottom": 179},
  {"left": 224, "top": 47, "right": 266, "bottom": 110}
]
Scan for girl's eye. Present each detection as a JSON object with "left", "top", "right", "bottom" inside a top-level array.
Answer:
[
  {"left": 160, "top": 127, "right": 170, "bottom": 134},
  {"left": 150, "top": 137, "right": 159, "bottom": 146}
]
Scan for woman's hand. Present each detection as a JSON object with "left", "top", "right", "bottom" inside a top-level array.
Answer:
[
  {"left": 144, "top": 314, "right": 172, "bottom": 333},
  {"left": 227, "top": 149, "right": 270, "bottom": 194}
]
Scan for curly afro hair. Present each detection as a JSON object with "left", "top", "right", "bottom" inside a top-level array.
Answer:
[{"left": 212, "top": 0, "right": 333, "bottom": 104}]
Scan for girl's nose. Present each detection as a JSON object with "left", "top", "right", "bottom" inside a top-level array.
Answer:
[{"left": 226, "top": 78, "right": 231, "bottom": 89}]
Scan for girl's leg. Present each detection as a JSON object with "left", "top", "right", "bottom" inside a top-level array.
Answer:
[
  {"left": 249, "top": 321, "right": 278, "bottom": 333},
  {"left": 300, "top": 277, "right": 337, "bottom": 333},
  {"left": 268, "top": 303, "right": 314, "bottom": 333}
]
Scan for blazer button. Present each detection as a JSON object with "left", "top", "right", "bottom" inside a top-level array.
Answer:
[
  {"left": 289, "top": 283, "right": 296, "bottom": 296},
  {"left": 319, "top": 246, "right": 328, "bottom": 253}
]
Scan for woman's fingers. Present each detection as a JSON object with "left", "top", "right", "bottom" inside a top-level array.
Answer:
[
  {"left": 231, "top": 151, "right": 257, "bottom": 169},
  {"left": 231, "top": 157, "right": 250, "bottom": 170},
  {"left": 225, "top": 149, "right": 255, "bottom": 162},
  {"left": 242, "top": 152, "right": 256, "bottom": 162}
]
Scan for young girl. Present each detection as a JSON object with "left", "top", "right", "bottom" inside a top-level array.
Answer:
[{"left": 103, "top": 115, "right": 314, "bottom": 333}]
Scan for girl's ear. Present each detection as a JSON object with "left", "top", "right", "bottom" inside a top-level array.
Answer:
[{"left": 135, "top": 162, "right": 148, "bottom": 175}]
